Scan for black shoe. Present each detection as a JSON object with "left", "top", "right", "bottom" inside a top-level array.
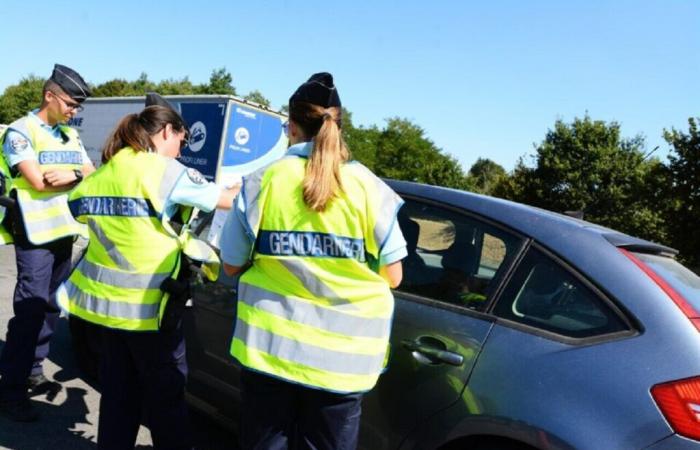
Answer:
[
  {"left": 27, "top": 374, "right": 61, "bottom": 398},
  {"left": 0, "top": 398, "right": 39, "bottom": 422},
  {"left": 27, "top": 374, "right": 49, "bottom": 391}
]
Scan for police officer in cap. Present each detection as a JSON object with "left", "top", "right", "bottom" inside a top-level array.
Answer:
[
  {"left": 220, "top": 73, "right": 406, "bottom": 450},
  {"left": 57, "top": 93, "right": 239, "bottom": 449},
  {"left": 0, "top": 64, "right": 95, "bottom": 422}
]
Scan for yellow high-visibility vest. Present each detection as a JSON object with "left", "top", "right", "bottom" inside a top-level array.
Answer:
[
  {"left": 0, "top": 125, "right": 14, "bottom": 245},
  {"left": 57, "top": 147, "right": 220, "bottom": 331},
  {"left": 231, "top": 156, "right": 403, "bottom": 393},
  {"left": 6, "top": 115, "right": 86, "bottom": 244}
]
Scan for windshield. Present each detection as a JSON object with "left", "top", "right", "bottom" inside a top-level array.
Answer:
[{"left": 633, "top": 252, "right": 700, "bottom": 311}]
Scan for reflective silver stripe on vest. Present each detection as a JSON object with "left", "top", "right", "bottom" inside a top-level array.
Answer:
[
  {"left": 278, "top": 259, "right": 358, "bottom": 310},
  {"left": 243, "top": 167, "right": 265, "bottom": 235},
  {"left": 183, "top": 236, "right": 216, "bottom": 263},
  {"left": 355, "top": 165, "right": 403, "bottom": 249},
  {"left": 87, "top": 219, "right": 137, "bottom": 271},
  {"left": 76, "top": 258, "right": 170, "bottom": 290},
  {"left": 19, "top": 195, "right": 78, "bottom": 237},
  {"left": 64, "top": 280, "right": 159, "bottom": 320},
  {"left": 234, "top": 319, "right": 385, "bottom": 376},
  {"left": 238, "top": 283, "right": 390, "bottom": 339},
  {"left": 18, "top": 192, "right": 68, "bottom": 213},
  {"left": 158, "top": 158, "right": 186, "bottom": 206}
]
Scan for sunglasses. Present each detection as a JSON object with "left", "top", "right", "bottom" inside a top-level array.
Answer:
[
  {"left": 53, "top": 92, "right": 84, "bottom": 112},
  {"left": 282, "top": 120, "right": 289, "bottom": 137},
  {"left": 180, "top": 138, "right": 189, "bottom": 150}
]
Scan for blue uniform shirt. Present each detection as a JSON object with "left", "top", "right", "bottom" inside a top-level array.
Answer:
[
  {"left": 219, "top": 142, "right": 407, "bottom": 268},
  {"left": 3, "top": 110, "right": 90, "bottom": 168},
  {"left": 164, "top": 164, "right": 221, "bottom": 219}
]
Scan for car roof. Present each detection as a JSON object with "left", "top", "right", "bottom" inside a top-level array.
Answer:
[{"left": 387, "top": 179, "right": 677, "bottom": 256}]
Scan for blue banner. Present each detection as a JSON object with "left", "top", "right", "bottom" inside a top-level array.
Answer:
[
  {"left": 179, "top": 102, "right": 227, "bottom": 181},
  {"left": 222, "top": 105, "right": 286, "bottom": 167}
]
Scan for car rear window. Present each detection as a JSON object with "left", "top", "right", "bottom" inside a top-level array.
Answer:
[{"left": 632, "top": 252, "right": 700, "bottom": 311}]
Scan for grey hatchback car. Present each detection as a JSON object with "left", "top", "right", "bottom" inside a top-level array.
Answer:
[{"left": 181, "top": 179, "right": 700, "bottom": 450}]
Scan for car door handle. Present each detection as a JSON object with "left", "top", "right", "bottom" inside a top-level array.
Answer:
[{"left": 401, "top": 338, "right": 464, "bottom": 367}]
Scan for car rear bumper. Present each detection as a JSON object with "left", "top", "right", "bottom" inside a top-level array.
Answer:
[{"left": 645, "top": 434, "right": 700, "bottom": 449}]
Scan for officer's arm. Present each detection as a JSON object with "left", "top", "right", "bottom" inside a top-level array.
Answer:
[
  {"left": 81, "top": 161, "right": 95, "bottom": 177},
  {"left": 379, "top": 261, "right": 403, "bottom": 288},
  {"left": 15, "top": 160, "right": 74, "bottom": 192},
  {"left": 216, "top": 183, "right": 241, "bottom": 210},
  {"left": 223, "top": 263, "right": 246, "bottom": 276}
]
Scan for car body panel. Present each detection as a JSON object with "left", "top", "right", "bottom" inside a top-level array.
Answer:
[
  {"left": 181, "top": 180, "right": 700, "bottom": 449},
  {"left": 358, "top": 298, "right": 495, "bottom": 449}
]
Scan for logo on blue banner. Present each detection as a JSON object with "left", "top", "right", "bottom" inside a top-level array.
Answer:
[
  {"left": 222, "top": 106, "right": 285, "bottom": 166},
  {"left": 179, "top": 103, "right": 226, "bottom": 180}
]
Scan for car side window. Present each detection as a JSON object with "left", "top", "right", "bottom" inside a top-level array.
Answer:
[
  {"left": 396, "top": 199, "right": 520, "bottom": 311},
  {"left": 492, "top": 247, "right": 628, "bottom": 338}
]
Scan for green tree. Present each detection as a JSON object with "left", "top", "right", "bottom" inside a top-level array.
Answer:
[
  {"left": 155, "top": 77, "right": 196, "bottom": 95},
  {"left": 342, "top": 108, "right": 380, "bottom": 171},
  {"left": 663, "top": 118, "right": 700, "bottom": 267},
  {"left": 495, "top": 115, "right": 667, "bottom": 244},
  {"left": 200, "top": 67, "right": 236, "bottom": 95},
  {"left": 373, "top": 118, "right": 470, "bottom": 189},
  {"left": 243, "top": 90, "right": 271, "bottom": 107},
  {"left": 468, "top": 158, "right": 506, "bottom": 195},
  {"left": 0, "top": 75, "right": 44, "bottom": 124}
]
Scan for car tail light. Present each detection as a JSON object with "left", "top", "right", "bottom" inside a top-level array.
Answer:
[
  {"left": 620, "top": 248, "right": 700, "bottom": 331},
  {"left": 652, "top": 377, "right": 700, "bottom": 441}
]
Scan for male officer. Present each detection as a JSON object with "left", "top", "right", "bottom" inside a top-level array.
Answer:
[{"left": 0, "top": 64, "right": 94, "bottom": 422}]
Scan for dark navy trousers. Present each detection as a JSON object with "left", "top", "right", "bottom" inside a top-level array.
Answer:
[
  {"left": 97, "top": 324, "right": 192, "bottom": 450},
  {"left": 240, "top": 369, "right": 363, "bottom": 450},
  {"left": 0, "top": 236, "right": 73, "bottom": 401}
]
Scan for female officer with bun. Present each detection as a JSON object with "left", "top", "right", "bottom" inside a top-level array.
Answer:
[
  {"left": 220, "top": 73, "right": 406, "bottom": 450},
  {"left": 58, "top": 94, "right": 238, "bottom": 450}
]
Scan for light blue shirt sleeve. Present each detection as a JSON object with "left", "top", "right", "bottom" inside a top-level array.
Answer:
[
  {"left": 3, "top": 130, "right": 37, "bottom": 167},
  {"left": 379, "top": 219, "right": 408, "bottom": 266},
  {"left": 164, "top": 168, "right": 222, "bottom": 219},
  {"left": 219, "top": 193, "right": 254, "bottom": 266},
  {"left": 77, "top": 137, "right": 90, "bottom": 165}
]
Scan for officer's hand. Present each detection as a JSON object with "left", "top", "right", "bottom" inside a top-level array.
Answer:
[{"left": 43, "top": 169, "right": 79, "bottom": 187}]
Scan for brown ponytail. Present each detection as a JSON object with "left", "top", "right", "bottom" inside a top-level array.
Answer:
[
  {"left": 289, "top": 102, "right": 349, "bottom": 212},
  {"left": 101, "top": 105, "right": 187, "bottom": 163}
]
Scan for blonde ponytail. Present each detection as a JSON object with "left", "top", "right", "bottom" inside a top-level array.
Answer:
[{"left": 291, "top": 104, "right": 349, "bottom": 211}]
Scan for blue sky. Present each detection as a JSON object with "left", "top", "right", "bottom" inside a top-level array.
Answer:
[{"left": 1, "top": 0, "right": 698, "bottom": 171}]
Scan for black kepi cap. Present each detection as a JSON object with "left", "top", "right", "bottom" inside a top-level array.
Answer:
[
  {"left": 50, "top": 64, "right": 91, "bottom": 102},
  {"left": 145, "top": 92, "right": 187, "bottom": 127},
  {"left": 289, "top": 72, "right": 341, "bottom": 108}
]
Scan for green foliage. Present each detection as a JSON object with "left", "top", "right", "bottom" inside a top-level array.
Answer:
[
  {"left": 343, "top": 115, "right": 471, "bottom": 189},
  {"left": 342, "top": 108, "right": 379, "bottom": 170},
  {"left": 663, "top": 118, "right": 700, "bottom": 267},
  {"left": 494, "top": 115, "right": 668, "bottom": 244},
  {"left": 468, "top": 158, "right": 506, "bottom": 195},
  {"left": 200, "top": 68, "right": 236, "bottom": 95},
  {"left": 243, "top": 90, "right": 271, "bottom": 107},
  {"left": 0, "top": 75, "right": 44, "bottom": 124},
  {"left": 91, "top": 69, "right": 234, "bottom": 97},
  {"left": 372, "top": 118, "right": 471, "bottom": 190}
]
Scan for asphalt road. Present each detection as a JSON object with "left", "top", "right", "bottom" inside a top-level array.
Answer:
[{"left": 0, "top": 245, "right": 238, "bottom": 449}]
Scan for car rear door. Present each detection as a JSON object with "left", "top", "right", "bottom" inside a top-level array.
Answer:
[{"left": 358, "top": 197, "right": 525, "bottom": 449}]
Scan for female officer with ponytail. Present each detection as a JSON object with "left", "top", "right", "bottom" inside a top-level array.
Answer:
[
  {"left": 220, "top": 73, "right": 406, "bottom": 450},
  {"left": 58, "top": 96, "right": 238, "bottom": 450}
]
